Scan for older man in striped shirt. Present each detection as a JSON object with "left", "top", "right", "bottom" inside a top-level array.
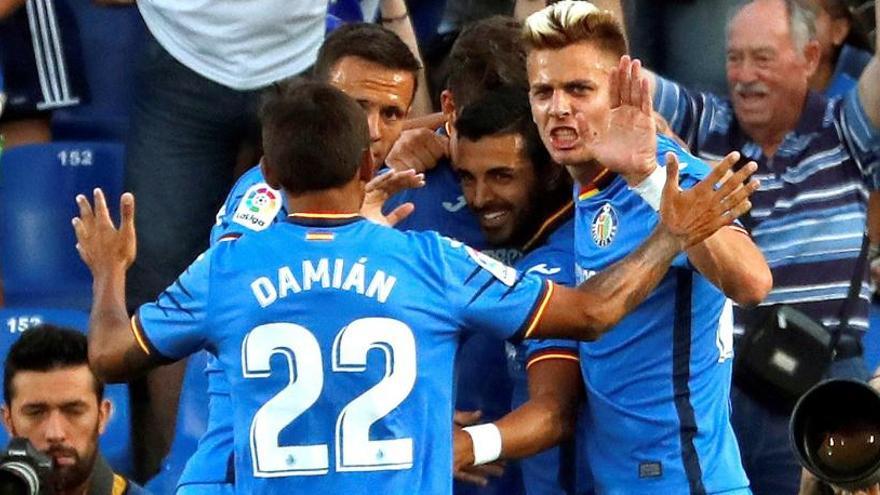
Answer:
[{"left": 640, "top": 0, "right": 880, "bottom": 493}]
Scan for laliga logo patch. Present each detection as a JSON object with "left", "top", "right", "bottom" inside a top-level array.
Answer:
[
  {"left": 233, "top": 183, "right": 282, "bottom": 231},
  {"left": 246, "top": 187, "right": 278, "bottom": 213},
  {"left": 591, "top": 203, "right": 618, "bottom": 248}
]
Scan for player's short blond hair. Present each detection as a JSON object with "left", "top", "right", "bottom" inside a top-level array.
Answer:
[{"left": 522, "top": 0, "right": 627, "bottom": 57}]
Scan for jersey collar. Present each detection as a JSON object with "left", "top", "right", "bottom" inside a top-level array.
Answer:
[
  {"left": 521, "top": 200, "right": 574, "bottom": 254},
  {"left": 287, "top": 212, "right": 364, "bottom": 227},
  {"left": 577, "top": 168, "right": 616, "bottom": 201}
]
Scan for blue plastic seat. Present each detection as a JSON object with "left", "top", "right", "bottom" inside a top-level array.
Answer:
[
  {"left": 0, "top": 141, "right": 124, "bottom": 310},
  {"left": 0, "top": 307, "right": 134, "bottom": 477}
]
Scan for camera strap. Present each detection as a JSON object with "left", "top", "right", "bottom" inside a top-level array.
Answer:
[{"left": 830, "top": 233, "right": 870, "bottom": 352}]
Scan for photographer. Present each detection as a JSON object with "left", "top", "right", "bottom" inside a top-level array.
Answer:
[{"left": 0, "top": 325, "right": 146, "bottom": 495}]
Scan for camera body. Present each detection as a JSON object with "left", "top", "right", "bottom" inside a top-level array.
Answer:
[
  {"left": 0, "top": 438, "right": 54, "bottom": 495},
  {"left": 791, "top": 379, "right": 880, "bottom": 492}
]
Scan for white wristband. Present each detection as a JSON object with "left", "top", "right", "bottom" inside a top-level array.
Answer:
[
  {"left": 462, "top": 423, "right": 502, "bottom": 466},
  {"left": 630, "top": 165, "right": 667, "bottom": 211}
]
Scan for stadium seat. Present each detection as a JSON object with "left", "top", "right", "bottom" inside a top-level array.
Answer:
[
  {"left": 50, "top": 0, "right": 146, "bottom": 142},
  {"left": 0, "top": 307, "right": 134, "bottom": 477},
  {"left": 0, "top": 141, "right": 125, "bottom": 310}
]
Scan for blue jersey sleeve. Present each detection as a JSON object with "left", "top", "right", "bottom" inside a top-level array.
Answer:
[
  {"left": 134, "top": 249, "right": 214, "bottom": 361},
  {"left": 210, "top": 166, "right": 286, "bottom": 244},
  {"left": 517, "top": 244, "right": 579, "bottom": 365},
  {"left": 439, "top": 237, "right": 551, "bottom": 342}
]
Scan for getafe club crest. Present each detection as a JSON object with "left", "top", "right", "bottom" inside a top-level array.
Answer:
[{"left": 591, "top": 203, "right": 618, "bottom": 248}]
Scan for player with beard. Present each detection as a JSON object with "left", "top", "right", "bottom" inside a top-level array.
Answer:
[
  {"left": 1, "top": 325, "right": 147, "bottom": 495},
  {"left": 449, "top": 87, "right": 587, "bottom": 494}
]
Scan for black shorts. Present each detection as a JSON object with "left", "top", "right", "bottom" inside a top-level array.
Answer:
[{"left": 0, "top": 0, "right": 87, "bottom": 121}]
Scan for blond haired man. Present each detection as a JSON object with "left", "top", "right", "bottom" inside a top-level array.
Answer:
[{"left": 516, "top": 1, "right": 771, "bottom": 493}]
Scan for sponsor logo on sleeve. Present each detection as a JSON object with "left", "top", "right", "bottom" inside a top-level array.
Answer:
[{"left": 232, "top": 184, "right": 281, "bottom": 231}]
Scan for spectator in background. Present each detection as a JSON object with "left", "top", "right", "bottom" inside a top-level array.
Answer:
[
  {"left": 0, "top": 0, "right": 87, "bottom": 148},
  {"left": 809, "top": 0, "right": 874, "bottom": 97},
  {"left": 640, "top": 0, "right": 880, "bottom": 492},
  {"left": 1, "top": 325, "right": 147, "bottom": 495}
]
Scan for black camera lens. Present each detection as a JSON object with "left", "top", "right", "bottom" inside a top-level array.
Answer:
[
  {"left": 0, "top": 461, "right": 41, "bottom": 495},
  {"left": 812, "top": 419, "right": 880, "bottom": 477},
  {"left": 792, "top": 379, "right": 880, "bottom": 491}
]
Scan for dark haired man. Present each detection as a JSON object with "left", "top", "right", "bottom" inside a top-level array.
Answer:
[
  {"left": 163, "top": 22, "right": 423, "bottom": 495},
  {"left": 450, "top": 87, "right": 585, "bottom": 494},
  {"left": 75, "top": 80, "right": 757, "bottom": 494},
  {"left": 1, "top": 325, "right": 146, "bottom": 495}
]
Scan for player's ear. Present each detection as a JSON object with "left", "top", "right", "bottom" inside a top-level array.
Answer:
[
  {"left": 359, "top": 148, "right": 374, "bottom": 182},
  {"left": 259, "top": 156, "right": 282, "bottom": 189}
]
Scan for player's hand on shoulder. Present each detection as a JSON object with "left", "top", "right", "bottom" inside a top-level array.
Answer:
[
  {"left": 659, "top": 151, "right": 759, "bottom": 249},
  {"left": 361, "top": 169, "right": 425, "bottom": 227},
  {"left": 385, "top": 127, "right": 449, "bottom": 173},
  {"left": 72, "top": 189, "right": 136, "bottom": 276}
]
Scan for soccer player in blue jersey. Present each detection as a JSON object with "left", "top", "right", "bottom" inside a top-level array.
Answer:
[
  {"left": 73, "top": 80, "right": 757, "bottom": 494},
  {"left": 383, "top": 15, "right": 529, "bottom": 253},
  {"left": 447, "top": 87, "right": 586, "bottom": 495},
  {"left": 161, "top": 22, "right": 424, "bottom": 495},
  {"left": 522, "top": 2, "right": 774, "bottom": 494}
]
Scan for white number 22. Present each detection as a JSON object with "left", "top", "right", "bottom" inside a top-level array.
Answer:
[{"left": 242, "top": 318, "right": 416, "bottom": 477}]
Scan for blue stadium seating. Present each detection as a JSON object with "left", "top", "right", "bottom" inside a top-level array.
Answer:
[
  {"left": 0, "top": 141, "right": 125, "bottom": 310},
  {"left": 0, "top": 307, "right": 134, "bottom": 477},
  {"left": 50, "top": 0, "right": 146, "bottom": 142}
]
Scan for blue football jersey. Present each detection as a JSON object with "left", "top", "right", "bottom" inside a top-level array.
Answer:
[
  {"left": 574, "top": 135, "right": 747, "bottom": 494},
  {"left": 135, "top": 215, "right": 551, "bottom": 494},
  {"left": 173, "top": 165, "right": 287, "bottom": 488},
  {"left": 506, "top": 212, "right": 590, "bottom": 495}
]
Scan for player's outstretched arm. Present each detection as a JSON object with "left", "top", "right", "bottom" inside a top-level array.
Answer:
[
  {"left": 454, "top": 359, "right": 581, "bottom": 472},
  {"left": 681, "top": 152, "right": 772, "bottom": 306},
  {"left": 530, "top": 156, "right": 759, "bottom": 341},
  {"left": 72, "top": 189, "right": 154, "bottom": 383}
]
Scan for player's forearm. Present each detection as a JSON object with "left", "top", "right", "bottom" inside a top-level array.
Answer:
[
  {"left": 542, "top": 225, "right": 679, "bottom": 340},
  {"left": 686, "top": 228, "right": 772, "bottom": 306},
  {"left": 88, "top": 267, "right": 139, "bottom": 383},
  {"left": 496, "top": 396, "right": 576, "bottom": 460},
  {"left": 584, "top": 224, "right": 679, "bottom": 328}
]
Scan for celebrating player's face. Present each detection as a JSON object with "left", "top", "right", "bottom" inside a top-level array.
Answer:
[
  {"left": 454, "top": 133, "right": 538, "bottom": 245},
  {"left": 527, "top": 42, "right": 618, "bottom": 167},
  {"left": 2, "top": 366, "right": 109, "bottom": 493},
  {"left": 328, "top": 56, "right": 416, "bottom": 167}
]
